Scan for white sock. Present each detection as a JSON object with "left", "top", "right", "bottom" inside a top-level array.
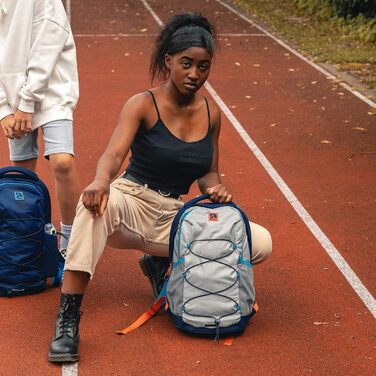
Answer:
[{"left": 60, "top": 222, "right": 72, "bottom": 251}]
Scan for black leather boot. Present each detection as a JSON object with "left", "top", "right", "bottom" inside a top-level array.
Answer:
[
  {"left": 48, "top": 293, "right": 83, "bottom": 362},
  {"left": 139, "top": 255, "right": 169, "bottom": 299}
]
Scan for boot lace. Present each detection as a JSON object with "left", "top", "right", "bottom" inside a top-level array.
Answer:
[{"left": 59, "top": 300, "right": 83, "bottom": 336}]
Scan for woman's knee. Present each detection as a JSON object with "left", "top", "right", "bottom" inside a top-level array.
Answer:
[{"left": 250, "top": 222, "right": 272, "bottom": 264}]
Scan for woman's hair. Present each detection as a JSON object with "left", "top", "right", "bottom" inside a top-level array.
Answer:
[{"left": 150, "top": 12, "right": 216, "bottom": 82}]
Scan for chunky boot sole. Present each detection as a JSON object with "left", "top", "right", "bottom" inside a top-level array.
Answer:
[
  {"left": 48, "top": 351, "right": 79, "bottom": 362},
  {"left": 138, "top": 256, "right": 158, "bottom": 299}
]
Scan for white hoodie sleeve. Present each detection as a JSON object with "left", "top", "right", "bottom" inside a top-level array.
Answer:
[
  {"left": 0, "top": 82, "right": 12, "bottom": 121},
  {"left": 18, "top": 0, "right": 70, "bottom": 113},
  {"left": 0, "top": 1, "right": 12, "bottom": 120}
]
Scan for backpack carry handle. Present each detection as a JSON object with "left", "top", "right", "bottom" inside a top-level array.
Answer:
[
  {"left": 184, "top": 194, "right": 210, "bottom": 207},
  {"left": 184, "top": 194, "right": 239, "bottom": 210},
  {"left": 0, "top": 166, "right": 39, "bottom": 182}
]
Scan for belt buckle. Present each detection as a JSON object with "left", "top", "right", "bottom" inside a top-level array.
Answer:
[{"left": 158, "top": 189, "right": 171, "bottom": 198}]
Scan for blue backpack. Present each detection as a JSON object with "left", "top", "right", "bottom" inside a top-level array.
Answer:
[
  {"left": 118, "top": 195, "right": 257, "bottom": 340},
  {"left": 0, "top": 166, "right": 63, "bottom": 297}
]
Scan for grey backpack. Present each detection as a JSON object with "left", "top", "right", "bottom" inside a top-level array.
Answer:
[
  {"left": 165, "top": 194, "right": 257, "bottom": 338},
  {"left": 118, "top": 195, "right": 257, "bottom": 339}
]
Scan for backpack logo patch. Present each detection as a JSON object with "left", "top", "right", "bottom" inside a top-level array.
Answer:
[
  {"left": 208, "top": 212, "right": 219, "bottom": 221},
  {"left": 14, "top": 191, "right": 25, "bottom": 201}
]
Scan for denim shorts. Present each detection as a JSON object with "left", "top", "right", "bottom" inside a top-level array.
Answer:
[{"left": 8, "top": 119, "right": 74, "bottom": 161}]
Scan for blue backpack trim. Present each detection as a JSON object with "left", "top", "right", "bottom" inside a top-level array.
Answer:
[{"left": 168, "top": 311, "right": 256, "bottom": 336}]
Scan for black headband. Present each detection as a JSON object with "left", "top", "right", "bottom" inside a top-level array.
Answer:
[{"left": 167, "top": 25, "right": 215, "bottom": 55}]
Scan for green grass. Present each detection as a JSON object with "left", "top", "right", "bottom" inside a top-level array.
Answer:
[{"left": 232, "top": 0, "right": 376, "bottom": 89}]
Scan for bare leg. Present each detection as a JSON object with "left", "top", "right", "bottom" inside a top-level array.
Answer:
[
  {"left": 12, "top": 158, "right": 38, "bottom": 172},
  {"left": 61, "top": 271, "right": 90, "bottom": 294},
  {"left": 49, "top": 153, "right": 80, "bottom": 224}
]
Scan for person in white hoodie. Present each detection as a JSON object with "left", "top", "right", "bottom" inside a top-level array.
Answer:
[{"left": 0, "top": 0, "right": 80, "bottom": 251}]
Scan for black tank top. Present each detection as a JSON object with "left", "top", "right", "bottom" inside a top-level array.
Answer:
[{"left": 125, "top": 91, "right": 213, "bottom": 195}]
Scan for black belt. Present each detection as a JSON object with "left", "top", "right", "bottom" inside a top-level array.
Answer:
[{"left": 123, "top": 173, "right": 180, "bottom": 199}]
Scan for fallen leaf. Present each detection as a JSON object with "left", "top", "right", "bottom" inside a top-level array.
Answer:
[
  {"left": 311, "top": 81, "right": 317, "bottom": 84},
  {"left": 270, "top": 123, "right": 276, "bottom": 127},
  {"left": 352, "top": 127, "right": 368, "bottom": 132},
  {"left": 320, "top": 140, "right": 331, "bottom": 144},
  {"left": 235, "top": 62, "right": 241, "bottom": 66},
  {"left": 139, "top": 28, "right": 148, "bottom": 32},
  {"left": 245, "top": 95, "right": 251, "bottom": 99}
]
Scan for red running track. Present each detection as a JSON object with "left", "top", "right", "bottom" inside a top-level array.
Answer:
[{"left": 0, "top": 1, "right": 375, "bottom": 375}]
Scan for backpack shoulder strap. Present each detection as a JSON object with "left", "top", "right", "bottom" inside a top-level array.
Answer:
[{"left": 117, "top": 281, "right": 168, "bottom": 335}]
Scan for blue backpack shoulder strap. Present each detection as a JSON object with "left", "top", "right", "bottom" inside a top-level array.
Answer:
[
  {"left": 233, "top": 204, "right": 253, "bottom": 260},
  {"left": 168, "top": 194, "right": 211, "bottom": 260}
]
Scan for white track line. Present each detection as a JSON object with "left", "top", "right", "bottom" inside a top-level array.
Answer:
[
  {"left": 205, "top": 82, "right": 376, "bottom": 319},
  {"left": 141, "top": 0, "right": 376, "bottom": 318},
  {"left": 140, "top": 0, "right": 163, "bottom": 25},
  {"left": 216, "top": 0, "right": 375, "bottom": 108},
  {"left": 62, "top": 363, "right": 78, "bottom": 376}
]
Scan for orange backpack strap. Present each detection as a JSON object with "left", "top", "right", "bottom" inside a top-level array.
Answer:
[
  {"left": 117, "top": 296, "right": 165, "bottom": 335},
  {"left": 223, "top": 337, "right": 234, "bottom": 346}
]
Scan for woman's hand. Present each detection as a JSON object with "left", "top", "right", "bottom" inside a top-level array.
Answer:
[
  {"left": 82, "top": 178, "right": 110, "bottom": 217},
  {"left": 206, "top": 184, "right": 232, "bottom": 203}
]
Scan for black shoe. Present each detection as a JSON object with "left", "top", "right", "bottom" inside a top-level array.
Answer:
[
  {"left": 139, "top": 255, "right": 169, "bottom": 299},
  {"left": 48, "top": 293, "right": 83, "bottom": 363}
]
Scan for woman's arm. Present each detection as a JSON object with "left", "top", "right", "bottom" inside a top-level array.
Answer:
[
  {"left": 82, "top": 93, "right": 147, "bottom": 216},
  {"left": 197, "top": 100, "right": 232, "bottom": 203}
]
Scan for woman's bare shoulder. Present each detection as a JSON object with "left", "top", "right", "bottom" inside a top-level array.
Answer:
[{"left": 119, "top": 91, "right": 154, "bottom": 116}]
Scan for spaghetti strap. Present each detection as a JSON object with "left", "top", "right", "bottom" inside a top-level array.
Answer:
[
  {"left": 147, "top": 90, "right": 161, "bottom": 120},
  {"left": 204, "top": 97, "right": 211, "bottom": 127}
]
